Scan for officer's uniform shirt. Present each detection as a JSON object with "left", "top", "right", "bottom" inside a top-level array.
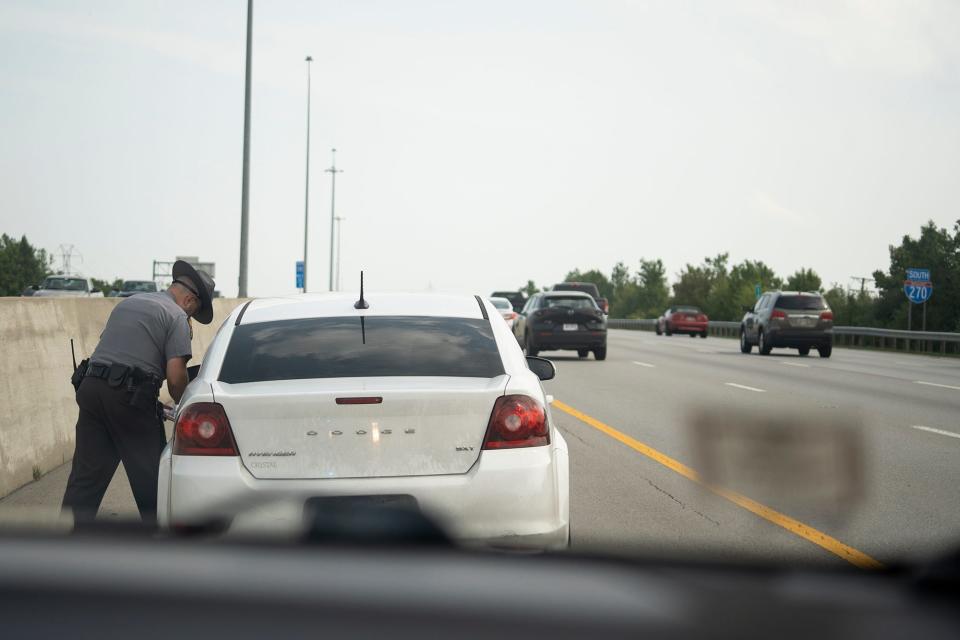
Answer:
[{"left": 90, "top": 291, "right": 193, "bottom": 378}]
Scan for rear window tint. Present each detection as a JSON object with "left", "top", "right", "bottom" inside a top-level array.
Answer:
[
  {"left": 673, "top": 306, "right": 701, "bottom": 313},
  {"left": 490, "top": 299, "right": 512, "bottom": 310},
  {"left": 775, "top": 295, "right": 828, "bottom": 311},
  {"left": 219, "top": 316, "right": 504, "bottom": 383},
  {"left": 544, "top": 296, "right": 598, "bottom": 310}
]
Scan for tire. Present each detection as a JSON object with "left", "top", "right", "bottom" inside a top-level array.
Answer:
[
  {"left": 739, "top": 328, "right": 752, "bottom": 354},
  {"left": 700, "top": 331, "right": 708, "bottom": 339},
  {"left": 665, "top": 325, "right": 673, "bottom": 336},
  {"left": 577, "top": 349, "right": 589, "bottom": 358},
  {"left": 798, "top": 346, "right": 810, "bottom": 356},
  {"left": 688, "top": 333, "right": 696, "bottom": 338},
  {"left": 655, "top": 323, "right": 662, "bottom": 336},
  {"left": 758, "top": 329, "right": 772, "bottom": 355},
  {"left": 818, "top": 344, "right": 832, "bottom": 358},
  {"left": 593, "top": 345, "right": 607, "bottom": 361},
  {"left": 525, "top": 333, "right": 539, "bottom": 357}
]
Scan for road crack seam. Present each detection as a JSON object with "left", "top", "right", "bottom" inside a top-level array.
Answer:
[{"left": 645, "top": 478, "right": 720, "bottom": 527}]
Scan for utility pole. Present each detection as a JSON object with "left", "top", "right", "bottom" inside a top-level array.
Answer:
[
  {"left": 335, "top": 216, "right": 345, "bottom": 291},
  {"left": 325, "top": 148, "right": 343, "bottom": 291},
  {"left": 302, "top": 55, "right": 313, "bottom": 292},
  {"left": 59, "top": 244, "right": 82, "bottom": 275},
  {"left": 238, "top": 0, "right": 253, "bottom": 298},
  {"left": 850, "top": 276, "right": 873, "bottom": 294}
]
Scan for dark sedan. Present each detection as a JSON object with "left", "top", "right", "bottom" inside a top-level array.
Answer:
[{"left": 514, "top": 291, "right": 607, "bottom": 360}]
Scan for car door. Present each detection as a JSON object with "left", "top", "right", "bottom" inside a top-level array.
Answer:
[
  {"left": 514, "top": 295, "right": 537, "bottom": 342},
  {"left": 745, "top": 295, "right": 767, "bottom": 339}
]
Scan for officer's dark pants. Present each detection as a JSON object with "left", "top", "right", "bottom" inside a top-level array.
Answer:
[{"left": 61, "top": 377, "right": 167, "bottom": 526}]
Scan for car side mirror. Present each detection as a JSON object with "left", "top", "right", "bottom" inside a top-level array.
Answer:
[{"left": 526, "top": 356, "right": 556, "bottom": 381}]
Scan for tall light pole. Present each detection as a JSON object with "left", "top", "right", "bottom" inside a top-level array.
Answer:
[
  {"left": 302, "top": 55, "right": 313, "bottom": 292},
  {"left": 325, "top": 148, "right": 343, "bottom": 291},
  {"left": 334, "top": 216, "right": 345, "bottom": 291},
  {"left": 238, "top": 0, "right": 253, "bottom": 298}
]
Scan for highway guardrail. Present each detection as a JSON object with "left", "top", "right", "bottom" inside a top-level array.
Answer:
[{"left": 607, "top": 318, "right": 960, "bottom": 355}]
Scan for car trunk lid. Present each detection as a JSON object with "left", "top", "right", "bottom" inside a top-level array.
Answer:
[{"left": 211, "top": 376, "right": 508, "bottom": 479}]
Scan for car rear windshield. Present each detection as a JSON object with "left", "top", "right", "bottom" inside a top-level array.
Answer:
[
  {"left": 544, "top": 296, "right": 597, "bottom": 310},
  {"left": 674, "top": 306, "right": 701, "bottom": 314},
  {"left": 553, "top": 283, "right": 599, "bottom": 297},
  {"left": 490, "top": 299, "right": 511, "bottom": 310},
  {"left": 219, "top": 316, "right": 505, "bottom": 383},
  {"left": 775, "top": 295, "right": 828, "bottom": 311}
]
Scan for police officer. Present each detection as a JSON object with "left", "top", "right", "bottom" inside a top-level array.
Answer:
[{"left": 62, "top": 260, "right": 215, "bottom": 526}]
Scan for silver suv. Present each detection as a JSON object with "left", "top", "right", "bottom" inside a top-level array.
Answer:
[{"left": 739, "top": 291, "right": 833, "bottom": 358}]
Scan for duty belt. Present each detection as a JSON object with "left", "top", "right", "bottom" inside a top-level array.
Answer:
[{"left": 85, "top": 362, "right": 161, "bottom": 388}]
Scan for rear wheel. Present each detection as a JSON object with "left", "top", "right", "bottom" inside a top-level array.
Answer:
[
  {"left": 739, "top": 328, "right": 752, "bottom": 354},
  {"left": 818, "top": 344, "right": 832, "bottom": 358},
  {"left": 798, "top": 346, "right": 810, "bottom": 356},
  {"left": 593, "top": 345, "right": 607, "bottom": 361},
  {"left": 688, "top": 333, "right": 696, "bottom": 338},
  {"left": 700, "top": 331, "right": 708, "bottom": 338},
  {"left": 655, "top": 323, "right": 662, "bottom": 336},
  {"left": 758, "top": 329, "right": 773, "bottom": 355},
  {"left": 525, "top": 333, "right": 539, "bottom": 357},
  {"left": 577, "top": 349, "right": 589, "bottom": 358},
  {"left": 665, "top": 325, "right": 673, "bottom": 336}
]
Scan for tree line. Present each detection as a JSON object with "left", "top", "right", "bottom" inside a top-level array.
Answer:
[{"left": 519, "top": 220, "right": 960, "bottom": 332}]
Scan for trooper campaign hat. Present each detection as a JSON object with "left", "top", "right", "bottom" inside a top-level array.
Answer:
[{"left": 172, "top": 260, "right": 215, "bottom": 325}]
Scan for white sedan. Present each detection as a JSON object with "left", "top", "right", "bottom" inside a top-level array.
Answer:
[
  {"left": 489, "top": 296, "right": 519, "bottom": 329},
  {"left": 158, "top": 292, "right": 570, "bottom": 550}
]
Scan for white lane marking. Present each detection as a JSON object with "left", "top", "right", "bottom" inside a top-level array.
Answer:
[
  {"left": 914, "top": 381, "right": 960, "bottom": 391},
  {"left": 632, "top": 361, "right": 656, "bottom": 368},
  {"left": 725, "top": 382, "right": 766, "bottom": 393},
  {"left": 779, "top": 361, "right": 810, "bottom": 368},
  {"left": 911, "top": 425, "right": 960, "bottom": 440}
]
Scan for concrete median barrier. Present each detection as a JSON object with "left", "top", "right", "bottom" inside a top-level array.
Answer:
[{"left": 0, "top": 297, "right": 247, "bottom": 499}]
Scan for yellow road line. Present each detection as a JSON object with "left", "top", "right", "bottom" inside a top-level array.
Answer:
[{"left": 552, "top": 399, "right": 884, "bottom": 570}]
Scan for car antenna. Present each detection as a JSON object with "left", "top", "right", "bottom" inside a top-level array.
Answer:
[
  {"left": 355, "top": 271, "right": 369, "bottom": 344},
  {"left": 354, "top": 271, "right": 369, "bottom": 309}
]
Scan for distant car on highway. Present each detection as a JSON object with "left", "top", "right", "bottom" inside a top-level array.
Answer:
[
  {"left": 514, "top": 291, "right": 607, "bottom": 360},
  {"left": 740, "top": 291, "right": 833, "bottom": 358},
  {"left": 117, "top": 280, "right": 159, "bottom": 297},
  {"left": 160, "top": 292, "right": 569, "bottom": 550},
  {"left": 489, "top": 290, "right": 527, "bottom": 313},
  {"left": 31, "top": 275, "right": 103, "bottom": 298},
  {"left": 551, "top": 282, "right": 609, "bottom": 315},
  {"left": 656, "top": 305, "right": 708, "bottom": 338},
  {"left": 488, "top": 296, "right": 518, "bottom": 329}
]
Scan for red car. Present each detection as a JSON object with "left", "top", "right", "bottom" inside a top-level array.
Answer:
[{"left": 656, "top": 305, "right": 708, "bottom": 338}]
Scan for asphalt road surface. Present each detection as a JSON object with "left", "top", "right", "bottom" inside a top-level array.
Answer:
[{"left": 3, "top": 330, "right": 958, "bottom": 567}]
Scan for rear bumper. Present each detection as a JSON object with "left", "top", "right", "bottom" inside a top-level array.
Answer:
[
  {"left": 669, "top": 322, "right": 707, "bottom": 334},
  {"left": 532, "top": 329, "right": 606, "bottom": 350},
  {"left": 158, "top": 432, "right": 569, "bottom": 551},
  {"left": 769, "top": 329, "right": 832, "bottom": 347}
]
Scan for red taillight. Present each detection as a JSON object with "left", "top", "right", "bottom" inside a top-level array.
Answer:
[
  {"left": 174, "top": 402, "right": 238, "bottom": 456},
  {"left": 506, "top": 312, "right": 517, "bottom": 320},
  {"left": 602, "top": 301, "right": 609, "bottom": 314},
  {"left": 820, "top": 311, "right": 834, "bottom": 321},
  {"left": 697, "top": 314, "right": 707, "bottom": 322},
  {"left": 771, "top": 310, "right": 787, "bottom": 319},
  {"left": 483, "top": 395, "right": 549, "bottom": 450}
]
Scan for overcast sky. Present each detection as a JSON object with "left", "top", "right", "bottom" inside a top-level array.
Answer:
[{"left": 1, "top": 1, "right": 958, "bottom": 297}]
